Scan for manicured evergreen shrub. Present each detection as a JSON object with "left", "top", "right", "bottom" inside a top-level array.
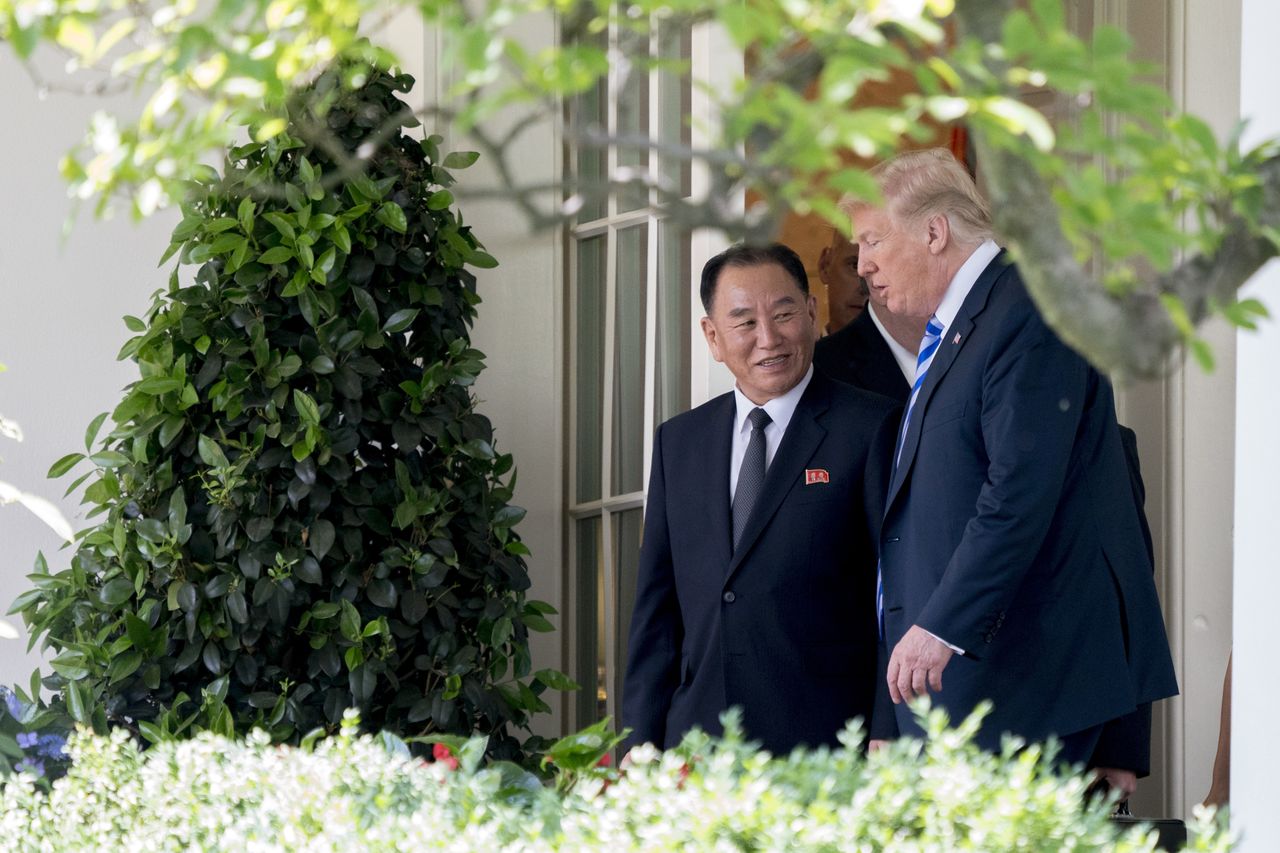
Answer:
[{"left": 12, "top": 64, "right": 564, "bottom": 761}]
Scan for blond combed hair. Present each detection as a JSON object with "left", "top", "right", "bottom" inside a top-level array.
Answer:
[{"left": 841, "top": 148, "right": 993, "bottom": 247}]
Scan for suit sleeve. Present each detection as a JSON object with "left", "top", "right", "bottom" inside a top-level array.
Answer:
[
  {"left": 1090, "top": 702, "right": 1152, "bottom": 776},
  {"left": 915, "top": 314, "right": 1091, "bottom": 656},
  {"left": 620, "top": 423, "right": 683, "bottom": 751}
]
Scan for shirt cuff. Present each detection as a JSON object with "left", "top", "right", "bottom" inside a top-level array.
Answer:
[{"left": 921, "top": 627, "right": 965, "bottom": 656}]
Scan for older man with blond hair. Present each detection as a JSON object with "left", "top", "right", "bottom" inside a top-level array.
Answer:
[{"left": 856, "top": 148, "right": 1177, "bottom": 793}]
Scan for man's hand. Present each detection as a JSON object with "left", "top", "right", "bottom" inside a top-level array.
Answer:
[
  {"left": 1092, "top": 767, "right": 1138, "bottom": 799},
  {"left": 887, "top": 625, "right": 954, "bottom": 704}
]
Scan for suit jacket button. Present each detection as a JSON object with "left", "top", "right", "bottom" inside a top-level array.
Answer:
[{"left": 722, "top": 591, "right": 736, "bottom": 603}]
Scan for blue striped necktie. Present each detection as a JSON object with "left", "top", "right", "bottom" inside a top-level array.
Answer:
[{"left": 878, "top": 314, "right": 945, "bottom": 638}]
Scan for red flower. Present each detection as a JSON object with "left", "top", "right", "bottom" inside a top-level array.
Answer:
[
  {"left": 596, "top": 753, "right": 612, "bottom": 768},
  {"left": 433, "top": 742, "right": 459, "bottom": 771}
]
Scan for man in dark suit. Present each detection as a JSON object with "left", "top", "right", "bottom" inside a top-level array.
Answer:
[
  {"left": 621, "top": 243, "right": 900, "bottom": 754},
  {"left": 814, "top": 239, "right": 927, "bottom": 403},
  {"left": 817, "top": 228, "right": 870, "bottom": 333},
  {"left": 851, "top": 149, "right": 1177, "bottom": 779}
]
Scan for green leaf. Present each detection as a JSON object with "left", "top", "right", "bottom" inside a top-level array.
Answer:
[
  {"left": 264, "top": 212, "right": 296, "bottom": 240},
  {"left": 375, "top": 202, "right": 408, "bottom": 233},
  {"left": 100, "top": 576, "right": 135, "bottom": 606},
  {"left": 135, "top": 377, "right": 183, "bottom": 395},
  {"left": 84, "top": 411, "right": 110, "bottom": 451},
  {"left": 198, "top": 435, "right": 230, "bottom": 468},
  {"left": 467, "top": 250, "right": 499, "bottom": 269},
  {"left": 381, "top": 308, "right": 420, "bottom": 334},
  {"left": 309, "top": 519, "right": 335, "bottom": 560},
  {"left": 294, "top": 389, "right": 321, "bottom": 426},
  {"left": 90, "top": 450, "right": 131, "bottom": 468},
  {"left": 107, "top": 650, "right": 143, "bottom": 683},
  {"left": 443, "top": 151, "right": 480, "bottom": 169},
  {"left": 259, "top": 246, "right": 294, "bottom": 265},
  {"left": 523, "top": 612, "right": 555, "bottom": 632},
  {"left": 367, "top": 579, "right": 396, "bottom": 609},
  {"left": 48, "top": 452, "right": 85, "bottom": 478},
  {"left": 66, "top": 680, "right": 90, "bottom": 725},
  {"left": 339, "top": 599, "right": 361, "bottom": 642},
  {"left": 333, "top": 225, "right": 352, "bottom": 254},
  {"left": 426, "top": 191, "right": 454, "bottom": 211},
  {"left": 982, "top": 96, "right": 1055, "bottom": 152}
]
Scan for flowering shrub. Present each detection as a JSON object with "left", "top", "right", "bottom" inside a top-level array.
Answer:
[
  {"left": 0, "top": 686, "right": 69, "bottom": 782},
  {"left": 0, "top": 706, "right": 1231, "bottom": 851}
]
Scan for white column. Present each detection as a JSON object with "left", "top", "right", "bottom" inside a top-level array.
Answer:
[{"left": 1232, "top": 0, "right": 1280, "bottom": 845}]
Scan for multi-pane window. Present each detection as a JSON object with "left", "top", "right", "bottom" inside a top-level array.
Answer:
[{"left": 567, "top": 15, "right": 692, "bottom": 729}]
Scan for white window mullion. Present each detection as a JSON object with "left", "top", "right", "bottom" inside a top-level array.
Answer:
[
  {"left": 599, "top": 220, "right": 620, "bottom": 726},
  {"left": 642, "top": 215, "right": 659, "bottom": 501}
]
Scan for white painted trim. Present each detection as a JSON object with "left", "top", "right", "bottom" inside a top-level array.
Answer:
[{"left": 1233, "top": 2, "right": 1280, "bottom": 846}]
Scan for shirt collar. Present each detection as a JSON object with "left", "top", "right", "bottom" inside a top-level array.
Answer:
[
  {"left": 733, "top": 364, "right": 814, "bottom": 436},
  {"left": 933, "top": 239, "right": 1001, "bottom": 333},
  {"left": 866, "top": 304, "right": 918, "bottom": 385}
]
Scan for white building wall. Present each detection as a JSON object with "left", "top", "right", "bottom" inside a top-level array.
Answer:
[
  {"left": 1232, "top": 0, "right": 1280, "bottom": 846},
  {"left": 0, "top": 51, "right": 175, "bottom": 688},
  {"left": 1160, "top": 0, "right": 1241, "bottom": 819}
]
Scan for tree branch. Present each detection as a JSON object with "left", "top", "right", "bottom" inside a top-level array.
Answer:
[{"left": 954, "top": 0, "right": 1279, "bottom": 380}]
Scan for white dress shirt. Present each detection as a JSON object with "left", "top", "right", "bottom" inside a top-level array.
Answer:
[
  {"left": 866, "top": 303, "right": 918, "bottom": 385},
  {"left": 932, "top": 239, "right": 1001, "bottom": 346},
  {"left": 728, "top": 365, "right": 814, "bottom": 503}
]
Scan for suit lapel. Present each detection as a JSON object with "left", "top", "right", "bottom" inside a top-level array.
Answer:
[
  {"left": 726, "top": 374, "right": 831, "bottom": 580},
  {"left": 886, "top": 252, "right": 1008, "bottom": 510},
  {"left": 702, "top": 394, "right": 736, "bottom": 566}
]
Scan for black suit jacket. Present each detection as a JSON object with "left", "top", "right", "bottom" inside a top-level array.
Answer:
[
  {"left": 622, "top": 371, "right": 900, "bottom": 754},
  {"left": 813, "top": 310, "right": 910, "bottom": 403},
  {"left": 876, "top": 253, "right": 1178, "bottom": 749}
]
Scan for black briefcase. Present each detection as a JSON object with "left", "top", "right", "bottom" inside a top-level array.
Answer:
[{"left": 1110, "top": 802, "right": 1187, "bottom": 851}]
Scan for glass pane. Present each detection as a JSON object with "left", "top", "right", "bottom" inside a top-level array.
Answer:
[
  {"left": 612, "top": 224, "right": 649, "bottom": 495},
  {"left": 574, "top": 29, "right": 608, "bottom": 223},
  {"left": 574, "top": 516, "right": 604, "bottom": 726},
  {"left": 576, "top": 236, "right": 606, "bottom": 503},
  {"left": 657, "top": 21, "right": 692, "bottom": 199},
  {"left": 656, "top": 220, "right": 691, "bottom": 423},
  {"left": 613, "top": 507, "right": 644, "bottom": 721},
  {"left": 616, "top": 26, "right": 651, "bottom": 213}
]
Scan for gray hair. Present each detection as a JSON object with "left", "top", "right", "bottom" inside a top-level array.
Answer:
[{"left": 841, "top": 148, "right": 993, "bottom": 247}]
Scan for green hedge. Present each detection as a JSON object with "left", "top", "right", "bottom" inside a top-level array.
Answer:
[{"left": 0, "top": 705, "right": 1230, "bottom": 851}]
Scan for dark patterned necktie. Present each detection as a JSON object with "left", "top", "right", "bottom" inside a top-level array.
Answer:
[{"left": 732, "top": 407, "right": 771, "bottom": 551}]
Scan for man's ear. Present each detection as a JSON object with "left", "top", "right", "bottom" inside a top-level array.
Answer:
[
  {"left": 805, "top": 294, "right": 818, "bottom": 326},
  {"left": 925, "top": 214, "right": 951, "bottom": 255},
  {"left": 817, "top": 246, "right": 832, "bottom": 277},
  {"left": 700, "top": 316, "right": 725, "bottom": 364}
]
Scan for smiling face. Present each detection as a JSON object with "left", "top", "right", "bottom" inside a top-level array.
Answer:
[
  {"left": 852, "top": 206, "right": 952, "bottom": 319},
  {"left": 700, "top": 262, "right": 818, "bottom": 405}
]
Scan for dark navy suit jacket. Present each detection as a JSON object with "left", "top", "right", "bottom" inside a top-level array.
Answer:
[
  {"left": 875, "top": 253, "right": 1178, "bottom": 749},
  {"left": 814, "top": 309, "right": 910, "bottom": 403},
  {"left": 621, "top": 371, "right": 900, "bottom": 754}
]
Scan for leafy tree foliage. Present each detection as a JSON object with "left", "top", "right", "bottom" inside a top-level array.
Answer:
[
  {"left": 12, "top": 66, "right": 566, "bottom": 761},
  {"left": 2, "top": 0, "right": 1278, "bottom": 377}
]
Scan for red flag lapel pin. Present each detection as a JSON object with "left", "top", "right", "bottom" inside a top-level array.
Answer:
[{"left": 805, "top": 468, "right": 830, "bottom": 485}]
